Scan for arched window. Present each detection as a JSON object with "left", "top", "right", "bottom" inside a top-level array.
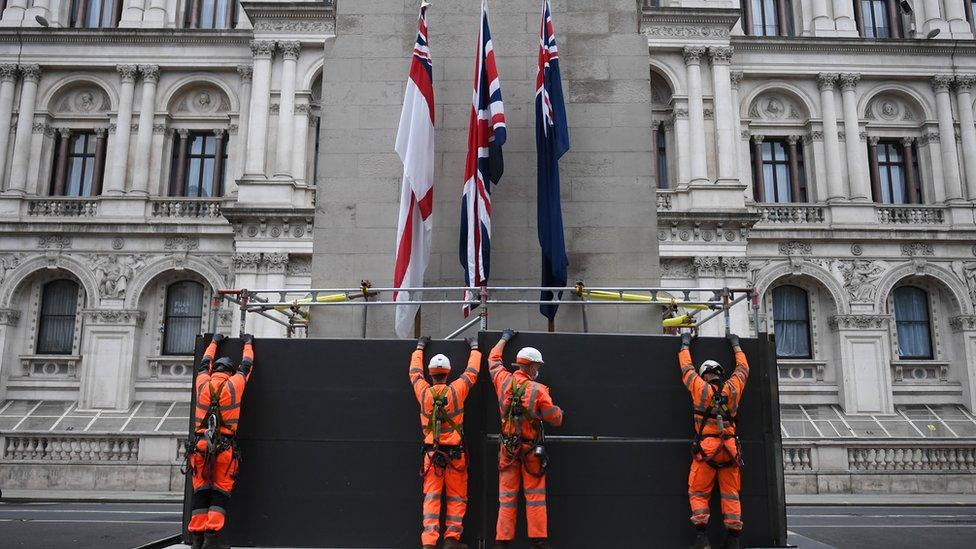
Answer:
[
  {"left": 772, "top": 285, "right": 811, "bottom": 358},
  {"left": 163, "top": 281, "right": 205, "bottom": 356},
  {"left": 893, "top": 286, "right": 933, "bottom": 359},
  {"left": 37, "top": 280, "right": 80, "bottom": 355}
]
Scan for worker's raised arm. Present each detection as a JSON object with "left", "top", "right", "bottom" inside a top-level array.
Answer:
[
  {"left": 410, "top": 336, "right": 431, "bottom": 402},
  {"left": 678, "top": 332, "right": 704, "bottom": 395},
  {"left": 489, "top": 329, "right": 517, "bottom": 390},
  {"left": 238, "top": 333, "right": 255, "bottom": 381},
  {"left": 198, "top": 333, "right": 224, "bottom": 374},
  {"left": 726, "top": 333, "right": 750, "bottom": 392},
  {"left": 536, "top": 386, "right": 564, "bottom": 427},
  {"left": 452, "top": 337, "right": 482, "bottom": 400}
]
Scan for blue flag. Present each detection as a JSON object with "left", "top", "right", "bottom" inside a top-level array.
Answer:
[{"left": 535, "top": 0, "right": 570, "bottom": 321}]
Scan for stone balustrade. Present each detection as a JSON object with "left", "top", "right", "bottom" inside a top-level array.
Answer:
[
  {"left": 784, "top": 446, "right": 813, "bottom": 471},
  {"left": 26, "top": 198, "right": 99, "bottom": 217},
  {"left": 3, "top": 435, "right": 139, "bottom": 461},
  {"left": 150, "top": 198, "right": 224, "bottom": 219},
  {"left": 877, "top": 205, "right": 947, "bottom": 225},
  {"left": 755, "top": 204, "right": 826, "bottom": 224},
  {"left": 849, "top": 446, "right": 976, "bottom": 471}
]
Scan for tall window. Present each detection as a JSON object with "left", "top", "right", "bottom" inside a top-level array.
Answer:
[
  {"left": 857, "top": 0, "right": 901, "bottom": 38},
  {"left": 169, "top": 131, "right": 227, "bottom": 198},
  {"left": 967, "top": 0, "right": 976, "bottom": 35},
  {"left": 70, "top": 0, "right": 122, "bottom": 28},
  {"left": 185, "top": 0, "right": 237, "bottom": 29},
  {"left": 742, "top": 0, "right": 793, "bottom": 36},
  {"left": 869, "top": 139, "right": 921, "bottom": 204},
  {"left": 37, "top": 280, "right": 79, "bottom": 355},
  {"left": 163, "top": 281, "right": 205, "bottom": 356},
  {"left": 751, "top": 137, "right": 806, "bottom": 203},
  {"left": 655, "top": 121, "right": 669, "bottom": 189},
  {"left": 50, "top": 130, "right": 106, "bottom": 197},
  {"left": 772, "top": 285, "right": 811, "bottom": 359},
  {"left": 894, "top": 286, "right": 933, "bottom": 359}
]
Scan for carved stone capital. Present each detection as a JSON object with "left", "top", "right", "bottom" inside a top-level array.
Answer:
[
  {"left": 117, "top": 64, "right": 138, "bottom": 83},
  {"left": 708, "top": 46, "right": 733, "bottom": 64},
  {"left": 19, "top": 64, "right": 41, "bottom": 83},
  {"left": 250, "top": 40, "right": 277, "bottom": 59},
  {"left": 237, "top": 64, "right": 253, "bottom": 83},
  {"left": 278, "top": 40, "right": 301, "bottom": 61},
  {"left": 868, "top": 135, "right": 881, "bottom": 146},
  {"left": 932, "top": 75, "right": 954, "bottom": 92},
  {"left": 787, "top": 134, "right": 801, "bottom": 145},
  {"left": 751, "top": 134, "right": 765, "bottom": 144},
  {"left": 0, "top": 63, "right": 18, "bottom": 83},
  {"left": 901, "top": 136, "right": 916, "bottom": 147},
  {"left": 295, "top": 103, "right": 311, "bottom": 115},
  {"left": 263, "top": 253, "right": 290, "bottom": 273},
  {"left": 956, "top": 75, "right": 976, "bottom": 92},
  {"left": 233, "top": 252, "right": 262, "bottom": 272},
  {"left": 0, "top": 309, "right": 21, "bottom": 326},
  {"left": 730, "top": 71, "right": 744, "bottom": 90},
  {"left": 138, "top": 64, "right": 160, "bottom": 83},
  {"left": 839, "top": 73, "right": 860, "bottom": 91},
  {"left": 816, "top": 72, "right": 838, "bottom": 91},
  {"left": 682, "top": 46, "right": 706, "bottom": 66}
]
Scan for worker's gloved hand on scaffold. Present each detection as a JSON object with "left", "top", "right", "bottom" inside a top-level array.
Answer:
[
  {"left": 212, "top": 333, "right": 226, "bottom": 345},
  {"left": 500, "top": 329, "right": 517, "bottom": 343},
  {"left": 680, "top": 332, "right": 693, "bottom": 350},
  {"left": 242, "top": 333, "right": 254, "bottom": 345},
  {"left": 416, "top": 336, "right": 431, "bottom": 350},
  {"left": 465, "top": 337, "right": 479, "bottom": 350},
  {"left": 727, "top": 333, "right": 740, "bottom": 350}
]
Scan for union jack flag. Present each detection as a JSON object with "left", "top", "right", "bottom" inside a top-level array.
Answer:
[{"left": 460, "top": 0, "right": 506, "bottom": 316}]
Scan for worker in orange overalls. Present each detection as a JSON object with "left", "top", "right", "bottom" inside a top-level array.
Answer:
[
  {"left": 679, "top": 332, "right": 749, "bottom": 549},
  {"left": 490, "top": 330, "right": 564, "bottom": 549},
  {"left": 410, "top": 335, "right": 482, "bottom": 549},
  {"left": 185, "top": 333, "right": 255, "bottom": 549}
]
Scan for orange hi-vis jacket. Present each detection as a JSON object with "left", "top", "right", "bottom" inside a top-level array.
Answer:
[
  {"left": 679, "top": 348, "right": 749, "bottom": 442},
  {"left": 194, "top": 341, "right": 254, "bottom": 437},
  {"left": 489, "top": 346, "right": 563, "bottom": 442},
  {"left": 410, "top": 349, "right": 481, "bottom": 447}
]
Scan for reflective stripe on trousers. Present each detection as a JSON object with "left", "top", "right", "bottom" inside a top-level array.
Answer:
[
  {"left": 495, "top": 447, "right": 547, "bottom": 541},
  {"left": 421, "top": 452, "right": 468, "bottom": 545}
]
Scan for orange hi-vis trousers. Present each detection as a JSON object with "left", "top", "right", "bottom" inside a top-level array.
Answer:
[
  {"left": 188, "top": 438, "right": 239, "bottom": 533},
  {"left": 421, "top": 451, "right": 468, "bottom": 546},
  {"left": 495, "top": 446, "right": 548, "bottom": 541},
  {"left": 688, "top": 443, "right": 742, "bottom": 531}
]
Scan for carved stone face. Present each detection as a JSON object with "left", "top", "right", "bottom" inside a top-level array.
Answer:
[
  {"left": 196, "top": 92, "right": 212, "bottom": 109},
  {"left": 78, "top": 92, "right": 94, "bottom": 110},
  {"left": 880, "top": 100, "right": 898, "bottom": 119},
  {"left": 766, "top": 98, "right": 784, "bottom": 116}
]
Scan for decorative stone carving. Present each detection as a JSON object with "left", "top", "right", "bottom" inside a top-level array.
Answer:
[
  {"left": 962, "top": 262, "right": 976, "bottom": 304},
  {"left": 254, "top": 20, "right": 334, "bottom": 33},
  {"left": 749, "top": 93, "right": 802, "bottom": 121},
  {"left": 32, "top": 123, "right": 48, "bottom": 134},
  {"left": 269, "top": 103, "right": 280, "bottom": 114},
  {"left": 644, "top": 26, "right": 729, "bottom": 38},
  {"left": 152, "top": 124, "right": 167, "bottom": 134},
  {"left": 839, "top": 260, "right": 886, "bottom": 302},
  {"left": 37, "top": 235, "right": 71, "bottom": 249},
  {"left": 851, "top": 243, "right": 863, "bottom": 256},
  {"left": 692, "top": 256, "right": 721, "bottom": 277},
  {"left": 117, "top": 64, "right": 138, "bottom": 83},
  {"left": 83, "top": 309, "right": 145, "bottom": 326},
  {"left": 730, "top": 71, "right": 744, "bottom": 90},
  {"left": 661, "top": 258, "right": 696, "bottom": 279},
  {"left": 931, "top": 75, "right": 954, "bottom": 92},
  {"left": 865, "top": 93, "right": 919, "bottom": 122},
  {"left": 278, "top": 40, "right": 301, "bottom": 60},
  {"left": 950, "top": 316, "right": 976, "bottom": 332},
  {"left": 250, "top": 40, "right": 277, "bottom": 59},
  {"left": 0, "top": 64, "right": 18, "bottom": 82},
  {"left": 0, "top": 309, "right": 21, "bottom": 326},
  {"left": 112, "top": 238, "right": 124, "bottom": 250},
  {"left": 172, "top": 85, "right": 231, "bottom": 115},
  {"left": 163, "top": 237, "right": 199, "bottom": 251},
  {"left": 233, "top": 253, "right": 261, "bottom": 270},
  {"left": 20, "top": 64, "right": 41, "bottom": 82},
  {"left": 956, "top": 75, "right": 976, "bottom": 92},
  {"left": 722, "top": 257, "right": 750, "bottom": 275},
  {"left": 816, "top": 73, "right": 838, "bottom": 91},
  {"left": 0, "top": 253, "right": 23, "bottom": 284},
  {"left": 807, "top": 131, "right": 823, "bottom": 142},
  {"left": 264, "top": 253, "right": 290, "bottom": 274},
  {"left": 237, "top": 64, "right": 253, "bottom": 83},
  {"left": 53, "top": 84, "right": 111, "bottom": 115},
  {"left": 88, "top": 254, "right": 147, "bottom": 299},
  {"left": 672, "top": 108, "right": 688, "bottom": 120},
  {"left": 839, "top": 73, "right": 860, "bottom": 91},
  {"left": 708, "top": 46, "right": 733, "bottom": 64},
  {"left": 778, "top": 241, "right": 812, "bottom": 256},
  {"left": 287, "top": 256, "right": 312, "bottom": 276},
  {"left": 829, "top": 315, "right": 890, "bottom": 330},
  {"left": 901, "top": 242, "right": 934, "bottom": 256},
  {"left": 682, "top": 46, "right": 706, "bottom": 65},
  {"left": 138, "top": 64, "right": 160, "bottom": 83}
]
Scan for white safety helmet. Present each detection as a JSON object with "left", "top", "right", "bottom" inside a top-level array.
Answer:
[
  {"left": 515, "top": 347, "right": 545, "bottom": 367},
  {"left": 427, "top": 353, "right": 451, "bottom": 375},
  {"left": 698, "top": 359, "right": 724, "bottom": 377}
]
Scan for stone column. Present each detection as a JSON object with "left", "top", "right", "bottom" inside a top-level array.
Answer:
[
  {"left": 171, "top": 129, "right": 190, "bottom": 196},
  {"left": 683, "top": 46, "right": 708, "bottom": 184},
  {"left": 52, "top": 128, "right": 71, "bottom": 196},
  {"left": 921, "top": 131, "right": 948, "bottom": 203},
  {"left": 245, "top": 41, "right": 275, "bottom": 177},
  {"left": 832, "top": 0, "right": 857, "bottom": 33},
  {"left": 275, "top": 41, "right": 300, "bottom": 177},
  {"left": 902, "top": 137, "right": 919, "bottom": 203},
  {"left": 751, "top": 135, "right": 765, "bottom": 201},
  {"left": 130, "top": 64, "right": 158, "bottom": 196},
  {"left": 932, "top": 75, "right": 964, "bottom": 201},
  {"left": 212, "top": 129, "right": 226, "bottom": 196},
  {"left": 106, "top": 64, "right": 138, "bottom": 195},
  {"left": 292, "top": 103, "right": 310, "bottom": 183},
  {"left": 92, "top": 128, "right": 107, "bottom": 195},
  {"left": 955, "top": 75, "right": 976, "bottom": 200},
  {"left": 922, "top": 0, "right": 951, "bottom": 36},
  {"left": 868, "top": 136, "right": 882, "bottom": 201},
  {"left": 0, "top": 64, "right": 18, "bottom": 184},
  {"left": 672, "top": 107, "right": 690, "bottom": 186},
  {"left": 945, "top": 0, "right": 970, "bottom": 35},
  {"left": 120, "top": 0, "right": 145, "bottom": 27},
  {"left": 787, "top": 135, "right": 803, "bottom": 201},
  {"left": 839, "top": 73, "right": 869, "bottom": 200},
  {"left": 811, "top": 0, "right": 833, "bottom": 30},
  {"left": 730, "top": 71, "right": 744, "bottom": 182},
  {"left": 0, "top": 0, "right": 28, "bottom": 23},
  {"left": 817, "top": 73, "right": 845, "bottom": 201},
  {"left": 709, "top": 46, "right": 736, "bottom": 183},
  {"left": 6, "top": 64, "right": 40, "bottom": 195},
  {"left": 261, "top": 253, "right": 289, "bottom": 337},
  {"left": 144, "top": 0, "right": 166, "bottom": 24},
  {"left": 235, "top": 64, "right": 253, "bottom": 183}
]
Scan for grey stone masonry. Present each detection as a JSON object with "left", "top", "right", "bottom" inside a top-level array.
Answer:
[{"left": 311, "top": 0, "right": 659, "bottom": 337}]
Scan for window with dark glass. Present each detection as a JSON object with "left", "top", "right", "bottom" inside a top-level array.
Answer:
[
  {"left": 70, "top": 0, "right": 122, "bottom": 28},
  {"left": 869, "top": 138, "right": 921, "bottom": 204},
  {"left": 968, "top": 0, "right": 976, "bottom": 34},
  {"left": 49, "top": 130, "right": 106, "bottom": 197},
  {"left": 856, "top": 0, "right": 902, "bottom": 38},
  {"left": 655, "top": 121, "right": 669, "bottom": 189},
  {"left": 750, "top": 137, "right": 806, "bottom": 203},
  {"left": 37, "top": 280, "right": 79, "bottom": 356},
  {"left": 772, "top": 285, "right": 811, "bottom": 359},
  {"left": 742, "top": 0, "right": 793, "bottom": 36},
  {"left": 894, "top": 286, "right": 933, "bottom": 359},
  {"left": 163, "top": 281, "right": 205, "bottom": 356},
  {"left": 169, "top": 131, "right": 227, "bottom": 198},
  {"left": 185, "top": 0, "right": 237, "bottom": 29}
]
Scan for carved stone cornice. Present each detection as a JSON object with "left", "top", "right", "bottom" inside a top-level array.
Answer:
[
  {"left": 829, "top": 315, "right": 890, "bottom": 331},
  {"left": 138, "top": 64, "right": 159, "bottom": 83},
  {"left": 0, "top": 63, "right": 18, "bottom": 83},
  {"left": 816, "top": 72, "right": 838, "bottom": 91},
  {"left": 778, "top": 240, "right": 812, "bottom": 256},
  {"left": 932, "top": 75, "right": 954, "bottom": 93},
  {"left": 640, "top": 7, "right": 740, "bottom": 40},
  {"left": 839, "top": 73, "right": 860, "bottom": 91},
  {"left": 683, "top": 46, "right": 707, "bottom": 65},
  {"left": 117, "top": 64, "right": 138, "bottom": 83},
  {"left": 250, "top": 40, "right": 277, "bottom": 59},
  {"left": 19, "top": 64, "right": 41, "bottom": 82},
  {"left": 83, "top": 309, "right": 145, "bottom": 326}
]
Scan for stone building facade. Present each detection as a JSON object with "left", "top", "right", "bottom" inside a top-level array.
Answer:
[{"left": 0, "top": 0, "right": 974, "bottom": 495}]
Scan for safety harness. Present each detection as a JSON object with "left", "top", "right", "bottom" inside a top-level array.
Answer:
[
  {"left": 500, "top": 380, "right": 547, "bottom": 477},
  {"left": 183, "top": 378, "right": 240, "bottom": 477},
  {"left": 420, "top": 386, "right": 465, "bottom": 476},
  {"left": 692, "top": 380, "right": 743, "bottom": 470}
]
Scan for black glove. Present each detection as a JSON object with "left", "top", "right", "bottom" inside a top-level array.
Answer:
[
  {"left": 465, "top": 337, "right": 479, "bottom": 350},
  {"left": 680, "top": 332, "right": 693, "bottom": 349},
  {"left": 727, "top": 333, "right": 740, "bottom": 348},
  {"left": 196, "top": 357, "right": 211, "bottom": 374},
  {"left": 417, "top": 336, "right": 431, "bottom": 350},
  {"left": 242, "top": 333, "right": 254, "bottom": 345},
  {"left": 212, "top": 333, "right": 226, "bottom": 344},
  {"left": 500, "top": 329, "right": 517, "bottom": 342}
]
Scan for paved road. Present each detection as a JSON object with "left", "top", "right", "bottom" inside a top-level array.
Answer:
[
  {"left": 2, "top": 502, "right": 975, "bottom": 548},
  {"left": 0, "top": 501, "right": 181, "bottom": 549},
  {"left": 789, "top": 506, "right": 976, "bottom": 549}
]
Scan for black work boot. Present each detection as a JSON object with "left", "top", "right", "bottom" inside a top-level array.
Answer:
[
  {"left": 189, "top": 532, "right": 205, "bottom": 549},
  {"left": 201, "top": 531, "right": 230, "bottom": 549},
  {"left": 723, "top": 531, "right": 740, "bottom": 549},
  {"left": 691, "top": 531, "right": 711, "bottom": 549},
  {"left": 529, "top": 539, "right": 551, "bottom": 549},
  {"left": 443, "top": 539, "right": 468, "bottom": 549}
]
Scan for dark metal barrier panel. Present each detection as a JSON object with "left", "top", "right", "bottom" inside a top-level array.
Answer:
[{"left": 184, "top": 334, "right": 785, "bottom": 548}]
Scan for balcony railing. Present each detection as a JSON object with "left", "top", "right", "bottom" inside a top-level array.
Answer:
[
  {"left": 26, "top": 198, "right": 99, "bottom": 217},
  {"left": 877, "top": 205, "right": 947, "bottom": 225},
  {"left": 755, "top": 203, "right": 826, "bottom": 224},
  {"left": 150, "top": 198, "right": 224, "bottom": 219}
]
